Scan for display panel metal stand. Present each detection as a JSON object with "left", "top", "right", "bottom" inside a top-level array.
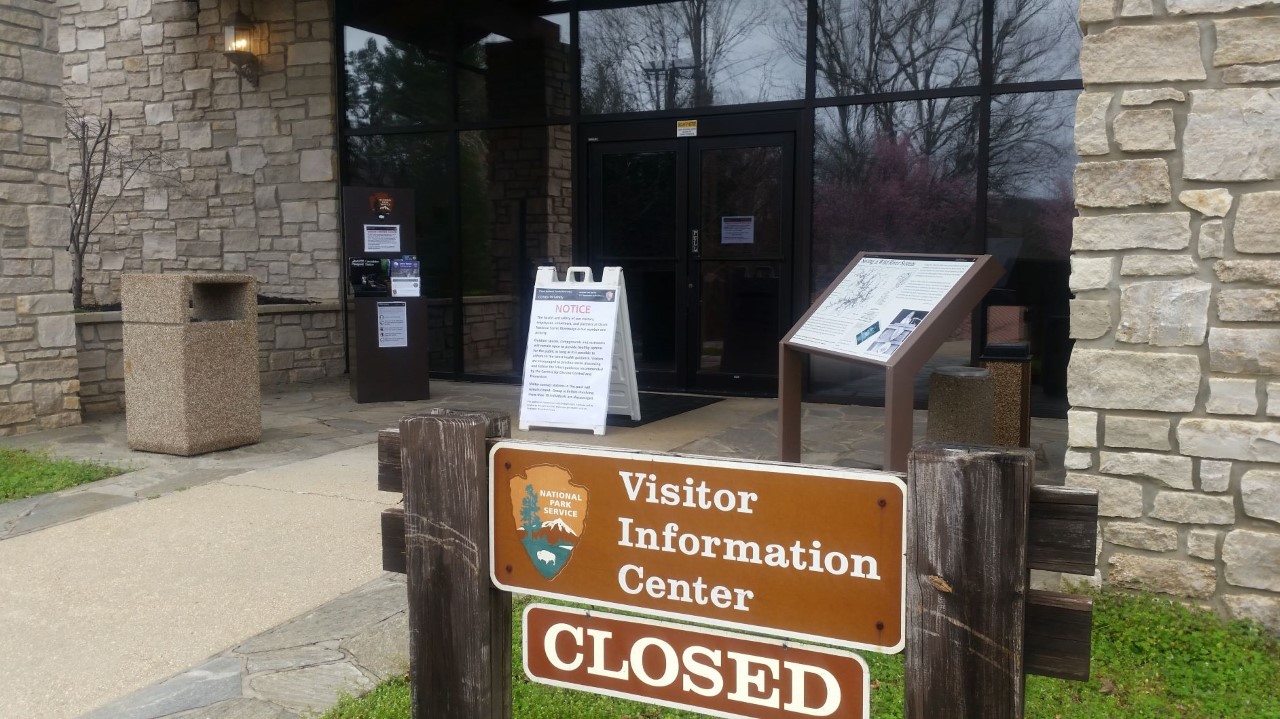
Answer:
[{"left": 779, "top": 252, "right": 1003, "bottom": 472}]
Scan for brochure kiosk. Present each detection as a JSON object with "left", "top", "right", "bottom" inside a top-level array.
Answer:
[{"left": 343, "top": 186, "right": 430, "bottom": 403}]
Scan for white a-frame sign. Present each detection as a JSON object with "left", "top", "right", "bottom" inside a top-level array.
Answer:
[{"left": 518, "top": 266, "right": 641, "bottom": 435}]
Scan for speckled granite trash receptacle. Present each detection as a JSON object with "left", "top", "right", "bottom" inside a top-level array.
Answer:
[
  {"left": 122, "top": 274, "right": 262, "bottom": 456},
  {"left": 925, "top": 366, "right": 995, "bottom": 445}
]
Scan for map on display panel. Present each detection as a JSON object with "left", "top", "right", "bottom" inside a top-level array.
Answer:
[{"left": 787, "top": 255, "right": 975, "bottom": 364}]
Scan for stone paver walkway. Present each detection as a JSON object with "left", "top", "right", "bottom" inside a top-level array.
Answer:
[
  {"left": 82, "top": 575, "right": 408, "bottom": 719},
  {"left": 0, "top": 378, "right": 1066, "bottom": 719}
]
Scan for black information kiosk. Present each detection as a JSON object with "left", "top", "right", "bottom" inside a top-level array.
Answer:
[{"left": 342, "top": 186, "right": 430, "bottom": 403}]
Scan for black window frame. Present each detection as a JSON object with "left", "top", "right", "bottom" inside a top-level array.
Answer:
[{"left": 334, "top": 0, "right": 1083, "bottom": 388}]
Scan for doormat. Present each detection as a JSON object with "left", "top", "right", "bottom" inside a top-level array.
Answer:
[{"left": 607, "top": 392, "right": 723, "bottom": 428}]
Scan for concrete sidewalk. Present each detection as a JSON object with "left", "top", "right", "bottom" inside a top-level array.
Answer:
[{"left": 0, "top": 378, "right": 1065, "bottom": 718}]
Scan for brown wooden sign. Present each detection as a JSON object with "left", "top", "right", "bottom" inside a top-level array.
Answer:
[
  {"left": 490, "top": 442, "right": 906, "bottom": 653},
  {"left": 524, "top": 604, "right": 869, "bottom": 719}
]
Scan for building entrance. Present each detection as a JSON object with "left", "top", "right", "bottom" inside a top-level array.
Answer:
[{"left": 584, "top": 117, "right": 795, "bottom": 394}]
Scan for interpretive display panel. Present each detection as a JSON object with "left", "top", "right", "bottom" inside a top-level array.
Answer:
[
  {"left": 778, "top": 252, "right": 1003, "bottom": 470},
  {"left": 490, "top": 442, "right": 906, "bottom": 653},
  {"left": 523, "top": 604, "right": 869, "bottom": 719},
  {"left": 787, "top": 256, "right": 974, "bottom": 364},
  {"left": 519, "top": 267, "right": 640, "bottom": 435}
]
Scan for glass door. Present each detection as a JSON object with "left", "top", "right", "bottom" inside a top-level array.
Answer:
[
  {"left": 587, "top": 139, "right": 688, "bottom": 390},
  {"left": 586, "top": 128, "right": 794, "bottom": 395},
  {"left": 689, "top": 134, "right": 793, "bottom": 393}
]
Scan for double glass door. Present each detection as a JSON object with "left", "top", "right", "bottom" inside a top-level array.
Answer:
[{"left": 587, "top": 130, "right": 794, "bottom": 393}]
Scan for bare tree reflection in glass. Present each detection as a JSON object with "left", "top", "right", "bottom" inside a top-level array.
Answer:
[
  {"left": 790, "top": 0, "right": 1078, "bottom": 97},
  {"left": 811, "top": 101, "right": 980, "bottom": 291},
  {"left": 580, "top": 0, "right": 803, "bottom": 114}
]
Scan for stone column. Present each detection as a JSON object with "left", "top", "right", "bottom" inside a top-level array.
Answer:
[
  {"left": 1068, "top": 1, "right": 1280, "bottom": 632},
  {"left": 0, "top": 0, "right": 80, "bottom": 435}
]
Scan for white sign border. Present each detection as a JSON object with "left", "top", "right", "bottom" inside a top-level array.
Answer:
[
  {"left": 521, "top": 602, "right": 871, "bottom": 719},
  {"left": 489, "top": 440, "right": 907, "bottom": 655}
]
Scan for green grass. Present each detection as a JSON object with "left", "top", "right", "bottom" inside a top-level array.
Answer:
[
  {"left": 320, "top": 590, "right": 1280, "bottom": 719},
  {"left": 0, "top": 448, "right": 125, "bottom": 503}
]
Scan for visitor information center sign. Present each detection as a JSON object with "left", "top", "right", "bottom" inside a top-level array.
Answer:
[
  {"left": 519, "top": 266, "right": 640, "bottom": 435},
  {"left": 524, "top": 603, "right": 869, "bottom": 719},
  {"left": 787, "top": 256, "right": 973, "bottom": 363},
  {"left": 489, "top": 442, "right": 906, "bottom": 653}
]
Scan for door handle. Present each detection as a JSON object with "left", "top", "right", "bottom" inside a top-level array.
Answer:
[{"left": 691, "top": 229, "right": 700, "bottom": 255}]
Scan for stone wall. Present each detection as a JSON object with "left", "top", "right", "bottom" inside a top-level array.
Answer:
[
  {"left": 1068, "top": 1, "right": 1280, "bottom": 631},
  {"left": 58, "top": 0, "right": 340, "bottom": 305},
  {"left": 0, "top": 0, "right": 81, "bottom": 437},
  {"left": 76, "top": 302, "right": 344, "bottom": 413}
]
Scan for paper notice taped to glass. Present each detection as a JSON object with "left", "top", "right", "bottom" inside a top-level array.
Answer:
[{"left": 721, "top": 215, "right": 754, "bottom": 244}]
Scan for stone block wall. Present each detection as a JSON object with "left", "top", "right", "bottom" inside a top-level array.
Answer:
[
  {"left": 76, "top": 302, "right": 344, "bottom": 413},
  {"left": 0, "top": 0, "right": 81, "bottom": 436},
  {"left": 256, "top": 302, "right": 344, "bottom": 385},
  {"left": 74, "top": 312, "right": 123, "bottom": 414},
  {"left": 58, "top": 0, "right": 340, "bottom": 305},
  {"left": 1068, "top": 1, "right": 1280, "bottom": 631}
]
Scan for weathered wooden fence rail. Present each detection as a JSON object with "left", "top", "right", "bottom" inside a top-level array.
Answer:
[{"left": 377, "top": 415, "right": 1097, "bottom": 719}]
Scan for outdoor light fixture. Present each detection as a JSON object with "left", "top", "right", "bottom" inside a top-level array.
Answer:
[{"left": 223, "top": 8, "right": 264, "bottom": 87}]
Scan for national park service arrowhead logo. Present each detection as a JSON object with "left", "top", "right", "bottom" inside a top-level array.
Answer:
[{"left": 510, "top": 464, "right": 588, "bottom": 581}]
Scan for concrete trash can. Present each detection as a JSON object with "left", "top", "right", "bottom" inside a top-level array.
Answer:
[
  {"left": 926, "top": 366, "right": 995, "bottom": 445},
  {"left": 122, "top": 274, "right": 261, "bottom": 455}
]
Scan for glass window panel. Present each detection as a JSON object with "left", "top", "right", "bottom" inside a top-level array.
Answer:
[
  {"left": 458, "top": 14, "right": 572, "bottom": 122},
  {"left": 987, "top": 91, "right": 1078, "bottom": 416},
  {"left": 600, "top": 150, "right": 679, "bottom": 258},
  {"left": 995, "top": 0, "right": 1082, "bottom": 84},
  {"left": 699, "top": 146, "right": 782, "bottom": 259},
  {"left": 814, "top": 0, "right": 981, "bottom": 98},
  {"left": 580, "top": 0, "right": 805, "bottom": 114},
  {"left": 812, "top": 100, "right": 980, "bottom": 291},
  {"left": 343, "top": 133, "right": 455, "bottom": 372},
  {"left": 459, "top": 126, "right": 574, "bottom": 377},
  {"left": 809, "top": 100, "right": 979, "bottom": 405},
  {"left": 343, "top": 27, "right": 449, "bottom": 128}
]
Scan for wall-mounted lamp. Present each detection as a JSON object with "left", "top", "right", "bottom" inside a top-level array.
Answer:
[{"left": 223, "top": 9, "right": 264, "bottom": 87}]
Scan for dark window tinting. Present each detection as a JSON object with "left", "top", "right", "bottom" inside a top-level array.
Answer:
[
  {"left": 987, "top": 90, "right": 1079, "bottom": 411},
  {"left": 343, "top": 26, "right": 449, "bottom": 128}
]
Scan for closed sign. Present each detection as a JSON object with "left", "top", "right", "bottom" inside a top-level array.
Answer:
[{"left": 523, "top": 604, "right": 869, "bottom": 719}]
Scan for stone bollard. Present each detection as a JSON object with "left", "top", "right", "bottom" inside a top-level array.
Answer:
[{"left": 926, "top": 366, "right": 995, "bottom": 445}]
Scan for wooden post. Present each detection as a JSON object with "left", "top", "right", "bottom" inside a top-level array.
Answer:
[
  {"left": 905, "top": 443, "right": 1033, "bottom": 719},
  {"left": 400, "top": 409, "right": 511, "bottom": 719}
]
